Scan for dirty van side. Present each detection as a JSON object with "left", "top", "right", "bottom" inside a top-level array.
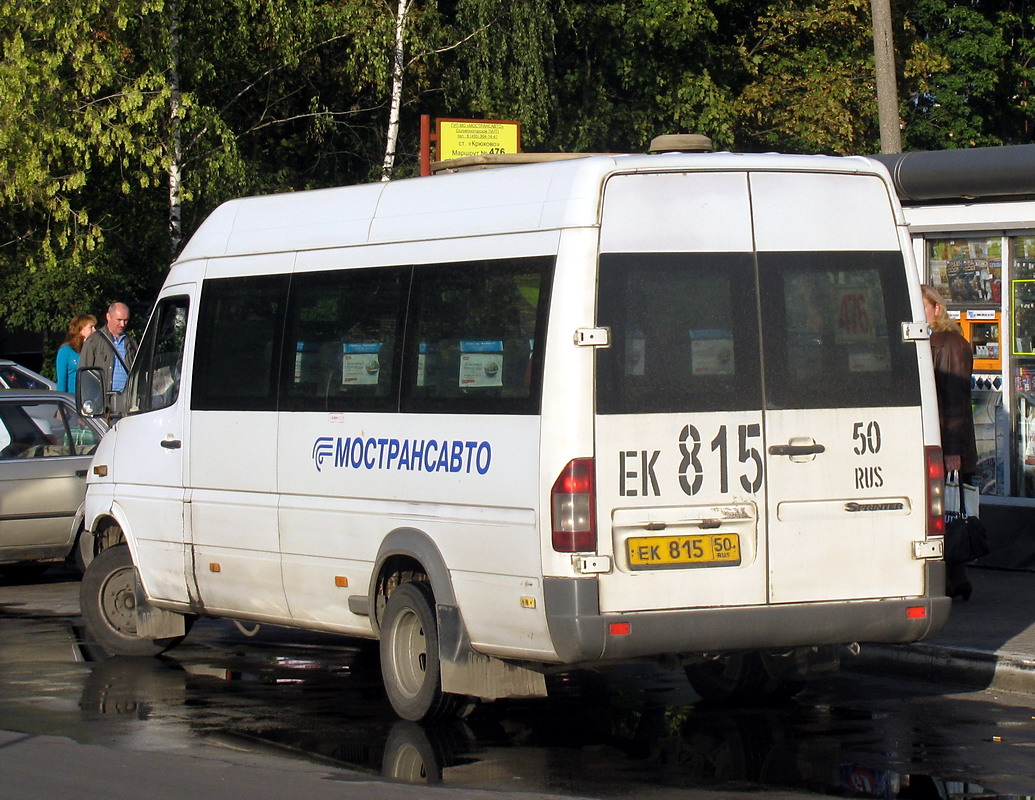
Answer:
[{"left": 77, "top": 152, "right": 950, "bottom": 721}]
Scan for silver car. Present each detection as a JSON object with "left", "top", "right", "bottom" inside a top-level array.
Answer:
[
  {"left": 0, "top": 390, "right": 107, "bottom": 579},
  {"left": 0, "top": 359, "right": 56, "bottom": 390}
]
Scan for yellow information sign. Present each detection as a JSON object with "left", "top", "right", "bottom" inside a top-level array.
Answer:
[{"left": 436, "top": 118, "right": 521, "bottom": 161}]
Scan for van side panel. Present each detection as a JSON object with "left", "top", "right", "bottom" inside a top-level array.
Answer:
[
  {"left": 189, "top": 411, "right": 287, "bottom": 618},
  {"left": 276, "top": 413, "right": 556, "bottom": 656}
]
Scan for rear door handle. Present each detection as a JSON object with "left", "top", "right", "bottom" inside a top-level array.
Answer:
[
  {"left": 768, "top": 443, "right": 826, "bottom": 456},
  {"left": 160, "top": 439, "right": 182, "bottom": 449},
  {"left": 75, "top": 469, "right": 88, "bottom": 477}
]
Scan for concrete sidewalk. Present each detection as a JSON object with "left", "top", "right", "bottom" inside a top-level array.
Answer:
[{"left": 850, "top": 567, "right": 1035, "bottom": 694}]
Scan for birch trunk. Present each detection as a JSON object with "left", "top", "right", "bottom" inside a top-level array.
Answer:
[
  {"left": 168, "top": 0, "right": 184, "bottom": 253},
  {"left": 381, "top": 0, "right": 411, "bottom": 181}
]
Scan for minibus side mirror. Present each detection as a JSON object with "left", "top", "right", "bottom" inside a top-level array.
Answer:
[{"left": 76, "top": 368, "right": 107, "bottom": 417}]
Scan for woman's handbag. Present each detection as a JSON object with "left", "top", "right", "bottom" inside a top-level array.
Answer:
[{"left": 944, "top": 471, "right": 989, "bottom": 565}]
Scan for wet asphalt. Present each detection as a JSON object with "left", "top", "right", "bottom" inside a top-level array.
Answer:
[{"left": 2, "top": 567, "right": 1035, "bottom": 799}]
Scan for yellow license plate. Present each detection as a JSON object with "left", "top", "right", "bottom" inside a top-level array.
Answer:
[{"left": 627, "top": 533, "right": 741, "bottom": 570}]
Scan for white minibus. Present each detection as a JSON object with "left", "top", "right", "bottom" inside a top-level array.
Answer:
[{"left": 77, "top": 150, "right": 951, "bottom": 721}]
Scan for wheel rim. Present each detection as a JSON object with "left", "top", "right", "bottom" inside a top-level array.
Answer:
[
  {"left": 98, "top": 564, "right": 137, "bottom": 637},
  {"left": 390, "top": 605, "right": 428, "bottom": 699},
  {"left": 385, "top": 742, "right": 430, "bottom": 782}
]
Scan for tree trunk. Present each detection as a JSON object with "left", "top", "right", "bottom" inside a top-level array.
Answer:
[
  {"left": 871, "top": 0, "right": 902, "bottom": 154},
  {"left": 168, "top": 0, "right": 184, "bottom": 254},
  {"left": 381, "top": 0, "right": 411, "bottom": 181}
]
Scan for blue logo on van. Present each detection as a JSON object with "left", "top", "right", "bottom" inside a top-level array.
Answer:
[
  {"left": 312, "top": 437, "right": 335, "bottom": 472},
  {"left": 311, "top": 435, "right": 491, "bottom": 475}
]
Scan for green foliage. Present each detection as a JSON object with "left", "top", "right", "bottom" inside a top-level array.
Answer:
[
  {"left": 3, "top": 0, "right": 1035, "bottom": 360},
  {"left": 0, "top": 0, "right": 168, "bottom": 336},
  {"left": 732, "top": 0, "right": 879, "bottom": 154},
  {"left": 900, "top": 0, "right": 1024, "bottom": 149},
  {"left": 449, "top": 0, "right": 736, "bottom": 152}
]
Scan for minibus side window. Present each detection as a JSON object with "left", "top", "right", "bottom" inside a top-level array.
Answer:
[
  {"left": 402, "top": 257, "right": 552, "bottom": 414},
  {"left": 758, "top": 252, "right": 921, "bottom": 409},
  {"left": 280, "top": 268, "right": 407, "bottom": 412},
  {"left": 192, "top": 275, "right": 288, "bottom": 412},
  {"left": 596, "top": 253, "right": 762, "bottom": 415},
  {"left": 125, "top": 296, "right": 189, "bottom": 415}
]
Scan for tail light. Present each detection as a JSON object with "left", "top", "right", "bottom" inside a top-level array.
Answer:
[
  {"left": 926, "top": 445, "right": 944, "bottom": 537},
  {"left": 551, "top": 458, "right": 596, "bottom": 552}
]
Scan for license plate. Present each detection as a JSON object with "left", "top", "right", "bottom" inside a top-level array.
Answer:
[{"left": 627, "top": 533, "right": 741, "bottom": 570}]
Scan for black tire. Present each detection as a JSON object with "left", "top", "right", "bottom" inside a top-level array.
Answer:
[
  {"left": 379, "top": 582, "right": 464, "bottom": 722},
  {"left": 72, "top": 528, "right": 93, "bottom": 575},
  {"left": 382, "top": 721, "right": 444, "bottom": 783},
  {"left": 685, "top": 653, "right": 770, "bottom": 703},
  {"left": 79, "top": 545, "right": 189, "bottom": 657},
  {"left": 759, "top": 675, "right": 805, "bottom": 701}
]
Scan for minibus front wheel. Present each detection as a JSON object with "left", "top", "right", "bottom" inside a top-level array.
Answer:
[
  {"left": 380, "top": 581, "right": 469, "bottom": 721},
  {"left": 80, "top": 544, "right": 191, "bottom": 657}
]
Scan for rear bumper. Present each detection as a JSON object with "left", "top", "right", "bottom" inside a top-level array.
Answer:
[{"left": 544, "top": 561, "right": 951, "bottom": 664}]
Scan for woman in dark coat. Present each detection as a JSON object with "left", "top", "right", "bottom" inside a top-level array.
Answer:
[{"left": 922, "top": 284, "right": 978, "bottom": 599}]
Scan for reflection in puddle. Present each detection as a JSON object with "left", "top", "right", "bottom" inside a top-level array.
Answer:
[{"left": 0, "top": 614, "right": 1018, "bottom": 799}]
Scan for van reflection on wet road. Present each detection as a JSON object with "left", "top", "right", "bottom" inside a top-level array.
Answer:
[{"left": 0, "top": 607, "right": 1030, "bottom": 799}]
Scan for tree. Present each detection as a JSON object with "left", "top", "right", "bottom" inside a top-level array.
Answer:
[
  {"left": 0, "top": 0, "right": 169, "bottom": 335},
  {"left": 448, "top": 0, "right": 738, "bottom": 153},
  {"left": 900, "top": 0, "right": 1025, "bottom": 149},
  {"left": 732, "top": 0, "right": 880, "bottom": 155},
  {"left": 383, "top": 0, "right": 412, "bottom": 180},
  {"left": 0, "top": 0, "right": 417, "bottom": 355}
]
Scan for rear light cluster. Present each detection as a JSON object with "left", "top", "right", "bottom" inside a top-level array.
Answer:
[
  {"left": 551, "top": 458, "right": 596, "bottom": 552},
  {"left": 926, "top": 445, "right": 945, "bottom": 538}
]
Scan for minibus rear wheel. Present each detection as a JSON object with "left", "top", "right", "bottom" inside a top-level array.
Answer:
[
  {"left": 685, "top": 652, "right": 802, "bottom": 703},
  {"left": 380, "top": 581, "right": 467, "bottom": 722},
  {"left": 80, "top": 544, "right": 191, "bottom": 657}
]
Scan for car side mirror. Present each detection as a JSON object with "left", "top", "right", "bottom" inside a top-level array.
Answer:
[{"left": 76, "top": 368, "right": 106, "bottom": 417}]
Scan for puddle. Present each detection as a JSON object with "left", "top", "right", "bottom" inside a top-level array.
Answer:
[{"left": 0, "top": 611, "right": 1026, "bottom": 798}]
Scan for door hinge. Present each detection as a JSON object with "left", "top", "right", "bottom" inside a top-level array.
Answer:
[
  {"left": 913, "top": 539, "right": 943, "bottom": 559},
  {"left": 574, "top": 327, "right": 611, "bottom": 347},
  {"left": 902, "top": 321, "right": 930, "bottom": 342},
  {"left": 574, "top": 555, "right": 612, "bottom": 574}
]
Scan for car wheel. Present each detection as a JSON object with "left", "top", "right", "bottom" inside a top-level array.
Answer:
[
  {"left": 73, "top": 527, "right": 94, "bottom": 575},
  {"left": 379, "top": 582, "right": 466, "bottom": 722},
  {"left": 79, "top": 545, "right": 189, "bottom": 657}
]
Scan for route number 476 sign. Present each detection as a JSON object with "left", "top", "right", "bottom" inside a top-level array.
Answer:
[{"left": 436, "top": 118, "right": 521, "bottom": 161}]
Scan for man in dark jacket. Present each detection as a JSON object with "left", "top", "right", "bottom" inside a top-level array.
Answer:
[{"left": 79, "top": 302, "right": 139, "bottom": 394}]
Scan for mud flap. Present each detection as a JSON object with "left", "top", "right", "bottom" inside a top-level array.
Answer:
[
  {"left": 437, "top": 604, "right": 547, "bottom": 700},
  {"left": 134, "top": 570, "right": 187, "bottom": 639}
]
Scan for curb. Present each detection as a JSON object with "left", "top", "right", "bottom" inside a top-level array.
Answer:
[{"left": 847, "top": 643, "right": 1035, "bottom": 696}]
